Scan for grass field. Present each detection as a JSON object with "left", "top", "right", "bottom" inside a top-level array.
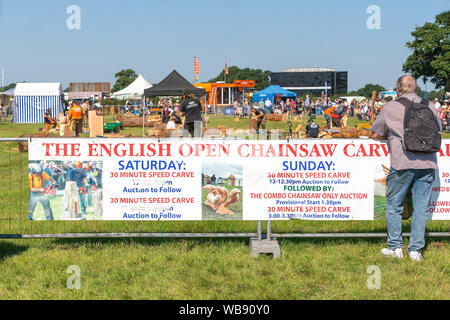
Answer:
[
  {"left": 0, "top": 116, "right": 449, "bottom": 300},
  {"left": 1, "top": 114, "right": 450, "bottom": 138}
]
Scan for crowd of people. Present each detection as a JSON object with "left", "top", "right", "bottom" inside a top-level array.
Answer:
[
  {"left": 435, "top": 98, "right": 450, "bottom": 131},
  {"left": 248, "top": 95, "right": 389, "bottom": 120},
  {"left": 158, "top": 98, "right": 184, "bottom": 129},
  {"left": 3, "top": 91, "right": 450, "bottom": 140},
  {"left": 37, "top": 161, "right": 102, "bottom": 190},
  {"left": 227, "top": 94, "right": 450, "bottom": 138},
  {"left": 229, "top": 95, "right": 368, "bottom": 133}
]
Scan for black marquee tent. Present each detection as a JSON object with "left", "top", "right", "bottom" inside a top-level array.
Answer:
[{"left": 144, "top": 70, "right": 206, "bottom": 97}]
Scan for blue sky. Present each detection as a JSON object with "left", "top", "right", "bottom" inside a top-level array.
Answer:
[
  {"left": 203, "top": 161, "right": 242, "bottom": 179},
  {"left": 0, "top": 0, "right": 448, "bottom": 91}
]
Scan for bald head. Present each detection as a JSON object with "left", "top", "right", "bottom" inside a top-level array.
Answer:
[{"left": 396, "top": 75, "right": 416, "bottom": 95}]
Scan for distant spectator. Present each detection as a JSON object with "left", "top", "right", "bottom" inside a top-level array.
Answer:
[
  {"left": 304, "top": 95, "right": 310, "bottom": 112},
  {"left": 264, "top": 98, "right": 273, "bottom": 113},
  {"left": 1, "top": 103, "right": 7, "bottom": 122},
  {"left": 258, "top": 99, "right": 264, "bottom": 110},
  {"left": 434, "top": 98, "right": 441, "bottom": 110}
]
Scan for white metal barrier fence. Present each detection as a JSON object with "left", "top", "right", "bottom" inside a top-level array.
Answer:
[{"left": 0, "top": 138, "right": 448, "bottom": 258}]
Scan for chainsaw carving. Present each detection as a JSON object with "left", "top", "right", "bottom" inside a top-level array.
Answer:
[
  {"left": 61, "top": 181, "right": 80, "bottom": 220},
  {"left": 203, "top": 185, "right": 241, "bottom": 215}
]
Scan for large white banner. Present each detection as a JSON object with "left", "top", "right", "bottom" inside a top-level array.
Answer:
[{"left": 27, "top": 138, "right": 450, "bottom": 221}]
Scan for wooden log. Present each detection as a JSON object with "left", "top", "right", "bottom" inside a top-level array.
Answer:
[
  {"left": 147, "top": 129, "right": 157, "bottom": 137},
  {"left": 122, "top": 117, "right": 145, "bottom": 127},
  {"left": 103, "top": 133, "right": 132, "bottom": 138},
  {"left": 59, "top": 113, "right": 66, "bottom": 123},
  {"left": 147, "top": 120, "right": 161, "bottom": 127},
  {"left": 18, "top": 133, "right": 51, "bottom": 152},
  {"left": 61, "top": 181, "right": 80, "bottom": 220},
  {"left": 266, "top": 114, "right": 284, "bottom": 121},
  {"left": 341, "top": 114, "right": 348, "bottom": 128},
  {"left": 203, "top": 128, "right": 223, "bottom": 138},
  {"left": 341, "top": 127, "right": 358, "bottom": 138},
  {"left": 92, "top": 191, "right": 102, "bottom": 218},
  {"left": 88, "top": 110, "right": 104, "bottom": 138},
  {"left": 154, "top": 122, "right": 165, "bottom": 131},
  {"left": 318, "top": 131, "right": 333, "bottom": 139},
  {"left": 60, "top": 123, "right": 72, "bottom": 137},
  {"left": 358, "top": 127, "right": 372, "bottom": 137},
  {"left": 149, "top": 115, "right": 162, "bottom": 121}
]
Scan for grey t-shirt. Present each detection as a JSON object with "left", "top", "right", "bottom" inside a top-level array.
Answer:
[{"left": 370, "top": 93, "right": 441, "bottom": 170}]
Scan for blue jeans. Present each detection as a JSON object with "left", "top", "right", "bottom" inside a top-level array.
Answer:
[
  {"left": 386, "top": 168, "right": 435, "bottom": 252},
  {"left": 28, "top": 192, "right": 54, "bottom": 220},
  {"left": 324, "top": 114, "right": 330, "bottom": 128},
  {"left": 79, "top": 191, "right": 88, "bottom": 214}
]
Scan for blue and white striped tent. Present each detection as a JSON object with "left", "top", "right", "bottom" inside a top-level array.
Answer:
[{"left": 13, "top": 83, "right": 64, "bottom": 123}]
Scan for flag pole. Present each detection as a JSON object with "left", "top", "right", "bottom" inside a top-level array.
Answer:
[
  {"left": 1, "top": 68, "right": 4, "bottom": 92},
  {"left": 194, "top": 56, "right": 200, "bottom": 83},
  {"left": 224, "top": 59, "right": 227, "bottom": 83}
]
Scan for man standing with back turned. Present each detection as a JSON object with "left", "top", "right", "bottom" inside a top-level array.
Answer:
[
  {"left": 180, "top": 90, "right": 202, "bottom": 138},
  {"left": 371, "top": 75, "right": 441, "bottom": 261}
]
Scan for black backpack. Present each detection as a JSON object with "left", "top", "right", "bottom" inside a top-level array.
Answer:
[{"left": 398, "top": 97, "right": 442, "bottom": 153}]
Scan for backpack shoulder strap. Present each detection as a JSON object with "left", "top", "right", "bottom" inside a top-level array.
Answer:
[
  {"left": 396, "top": 97, "right": 412, "bottom": 108},
  {"left": 397, "top": 97, "right": 413, "bottom": 129},
  {"left": 421, "top": 98, "right": 430, "bottom": 106}
]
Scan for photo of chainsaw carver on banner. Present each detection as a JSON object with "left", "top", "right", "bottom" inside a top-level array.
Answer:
[
  {"left": 28, "top": 160, "right": 103, "bottom": 220},
  {"left": 202, "top": 161, "right": 243, "bottom": 220}
]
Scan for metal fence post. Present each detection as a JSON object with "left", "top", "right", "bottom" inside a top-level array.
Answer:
[
  {"left": 257, "top": 220, "right": 262, "bottom": 241},
  {"left": 250, "top": 219, "right": 280, "bottom": 258}
]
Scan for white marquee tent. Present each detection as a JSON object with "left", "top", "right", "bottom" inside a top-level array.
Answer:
[
  {"left": 13, "top": 83, "right": 64, "bottom": 123},
  {"left": 111, "top": 74, "right": 152, "bottom": 100}
]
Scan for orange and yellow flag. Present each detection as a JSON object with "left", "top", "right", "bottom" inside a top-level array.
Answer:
[{"left": 194, "top": 57, "right": 200, "bottom": 74}]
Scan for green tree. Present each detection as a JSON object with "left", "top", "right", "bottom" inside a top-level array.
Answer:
[
  {"left": 112, "top": 69, "right": 138, "bottom": 93},
  {"left": 356, "top": 84, "right": 386, "bottom": 97},
  {"left": 416, "top": 85, "right": 446, "bottom": 100},
  {"left": 0, "top": 82, "right": 17, "bottom": 92},
  {"left": 403, "top": 11, "right": 450, "bottom": 91},
  {"left": 344, "top": 90, "right": 360, "bottom": 96},
  {"left": 208, "top": 66, "right": 271, "bottom": 89}
]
